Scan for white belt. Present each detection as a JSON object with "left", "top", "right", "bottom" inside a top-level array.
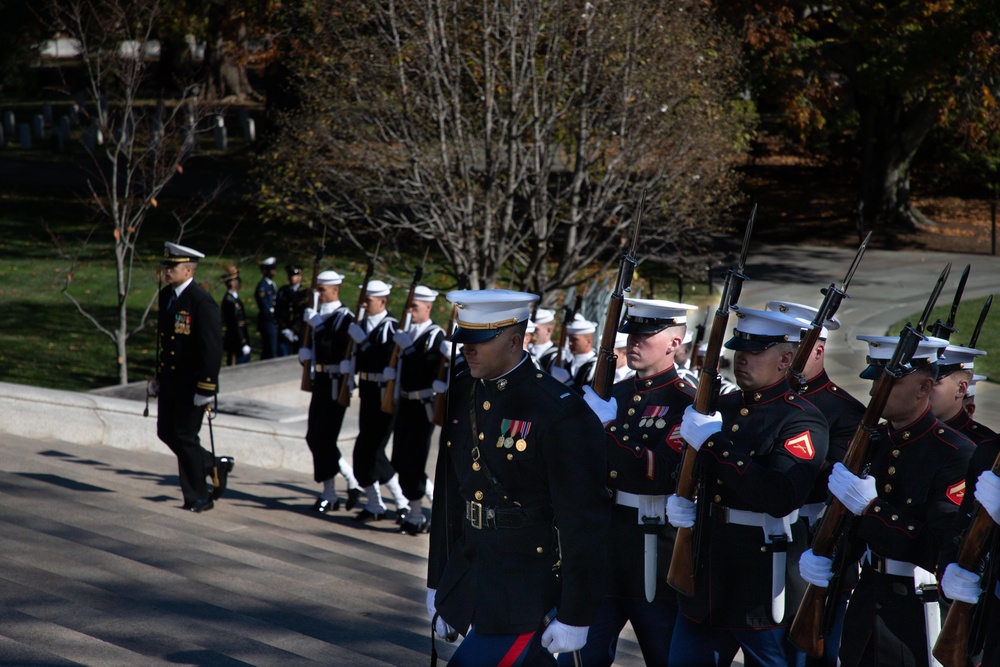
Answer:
[
  {"left": 865, "top": 549, "right": 916, "bottom": 577},
  {"left": 799, "top": 502, "right": 826, "bottom": 526},
  {"left": 358, "top": 372, "right": 384, "bottom": 382},
  {"left": 712, "top": 505, "right": 800, "bottom": 528},
  {"left": 401, "top": 388, "right": 435, "bottom": 400},
  {"left": 615, "top": 491, "right": 643, "bottom": 508}
]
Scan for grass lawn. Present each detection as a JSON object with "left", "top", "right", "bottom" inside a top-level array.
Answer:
[{"left": 890, "top": 295, "right": 998, "bottom": 380}]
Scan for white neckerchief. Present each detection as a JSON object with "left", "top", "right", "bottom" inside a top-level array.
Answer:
[
  {"left": 366, "top": 309, "right": 388, "bottom": 332},
  {"left": 570, "top": 350, "right": 596, "bottom": 375},
  {"left": 319, "top": 299, "right": 342, "bottom": 316},
  {"left": 530, "top": 340, "right": 553, "bottom": 357},
  {"left": 408, "top": 318, "right": 433, "bottom": 338}
]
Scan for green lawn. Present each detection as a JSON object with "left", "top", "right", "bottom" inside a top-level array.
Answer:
[{"left": 890, "top": 295, "right": 998, "bottom": 380}]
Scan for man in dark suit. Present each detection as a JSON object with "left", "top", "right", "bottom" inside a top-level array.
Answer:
[
  {"left": 276, "top": 263, "right": 309, "bottom": 357},
  {"left": 153, "top": 242, "right": 233, "bottom": 513},
  {"left": 220, "top": 266, "right": 251, "bottom": 365},
  {"left": 255, "top": 257, "right": 279, "bottom": 359}
]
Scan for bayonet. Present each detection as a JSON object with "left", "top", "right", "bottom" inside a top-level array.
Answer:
[
  {"left": 969, "top": 295, "right": 993, "bottom": 349},
  {"left": 840, "top": 231, "right": 871, "bottom": 293},
  {"left": 930, "top": 264, "right": 969, "bottom": 340},
  {"left": 916, "top": 264, "right": 951, "bottom": 335}
]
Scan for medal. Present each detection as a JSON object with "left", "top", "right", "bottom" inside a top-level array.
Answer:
[
  {"left": 504, "top": 437, "right": 514, "bottom": 448},
  {"left": 496, "top": 435, "right": 505, "bottom": 448},
  {"left": 655, "top": 418, "right": 666, "bottom": 429},
  {"left": 516, "top": 439, "right": 527, "bottom": 451},
  {"left": 638, "top": 418, "right": 648, "bottom": 428}
]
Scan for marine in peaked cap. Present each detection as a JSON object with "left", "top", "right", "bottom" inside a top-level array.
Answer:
[
  {"left": 930, "top": 344, "right": 996, "bottom": 445},
  {"left": 427, "top": 289, "right": 611, "bottom": 662},
  {"left": 155, "top": 242, "right": 231, "bottom": 513}
]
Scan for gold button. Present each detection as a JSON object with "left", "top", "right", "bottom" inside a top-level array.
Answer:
[
  {"left": 723, "top": 451, "right": 730, "bottom": 458},
  {"left": 761, "top": 546, "right": 767, "bottom": 553},
  {"left": 902, "top": 431, "right": 911, "bottom": 440},
  {"left": 892, "top": 449, "right": 901, "bottom": 458},
  {"left": 536, "top": 374, "right": 543, "bottom": 378},
  {"left": 472, "top": 462, "right": 481, "bottom": 471},
  {"left": 446, "top": 441, "right": 452, "bottom": 447},
  {"left": 679, "top": 382, "right": 686, "bottom": 388},
  {"left": 645, "top": 380, "right": 652, "bottom": 387},
  {"left": 507, "top": 454, "right": 513, "bottom": 460},
  {"left": 536, "top": 547, "right": 544, "bottom": 554},
  {"left": 737, "top": 460, "right": 744, "bottom": 466},
  {"left": 610, "top": 426, "right": 617, "bottom": 432},
  {"left": 731, "top": 424, "right": 739, "bottom": 432},
  {"left": 937, "top": 429, "right": 945, "bottom": 434},
  {"left": 479, "top": 433, "right": 485, "bottom": 441},
  {"left": 891, "top": 514, "right": 899, "bottom": 521},
  {"left": 643, "top": 434, "right": 649, "bottom": 440},
  {"left": 716, "top": 479, "right": 724, "bottom": 485},
  {"left": 483, "top": 401, "right": 491, "bottom": 410},
  {"left": 623, "top": 435, "right": 630, "bottom": 442},
  {"left": 908, "top": 525, "right": 915, "bottom": 531},
  {"left": 610, "top": 470, "right": 618, "bottom": 479},
  {"left": 831, "top": 386, "right": 837, "bottom": 392},
  {"left": 740, "top": 408, "right": 749, "bottom": 416},
  {"left": 633, "top": 395, "right": 642, "bottom": 403},
  {"left": 707, "top": 441, "right": 714, "bottom": 448},
  {"left": 475, "top": 491, "right": 484, "bottom": 500},
  {"left": 628, "top": 408, "right": 636, "bottom": 416},
  {"left": 884, "top": 484, "right": 892, "bottom": 493},
  {"left": 874, "top": 506, "right": 881, "bottom": 512},
  {"left": 788, "top": 395, "right": 795, "bottom": 401},
  {"left": 906, "top": 498, "right": 912, "bottom": 505},
  {"left": 754, "top": 392, "right": 762, "bottom": 401},
  {"left": 635, "top": 446, "right": 641, "bottom": 452},
  {"left": 714, "top": 495, "right": 722, "bottom": 503},
  {"left": 887, "top": 466, "right": 896, "bottom": 475},
  {"left": 623, "top": 424, "right": 630, "bottom": 430}
]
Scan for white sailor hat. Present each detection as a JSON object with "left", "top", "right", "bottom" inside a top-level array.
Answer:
[
  {"left": 766, "top": 300, "right": 841, "bottom": 340},
  {"left": 162, "top": 242, "right": 204, "bottom": 264},
  {"left": 447, "top": 289, "right": 539, "bottom": 344},
  {"left": 621, "top": 298, "right": 698, "bottom": 335},
  {"left": 724, "top": 306, "right": 805, "bottom": 351},
  {"left": 937, "top": 344, "right": 986, "bottom": 377},
  {"left": 260, "top": 256, "right": 277, "bottom": 268},
  {"left": 364, "top": 279, "right": 391, "bottom": 297},
  {"left": 526, "top": 319, "right": 537, "bottom": 334},
  {"left": 533, "top": 308, "right": 555, "bottom": 325},
  {"left": 856, "top": 333, "right": 949, "bottom": 380},
  {"left": 968, "top": 374, "right": 987, "bottom": 397},
  {"left": 614, "top": 332, "right": 629, "bottom": 349},
  {"left": 566, "top": 313, "right": 597, "bottom": 336},
  {"left": 413, "top": 285, "right": 439, "bottom": 302},
  {"left": 316, "top": 270, "right": 343, "bottom": 286}
]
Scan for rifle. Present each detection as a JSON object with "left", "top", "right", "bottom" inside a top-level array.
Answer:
[
  {"left": 300, "top": 226, "right": 328, "bottom": 392},
  {"left": 381, "top": 248, "right": 429, "bottom": 414},
  {"left": 555, "top": 293, "right": 583, "bottom": 369},
  {"left": 788, "top": 231, "right": 871, "bottom": 392},
  {"left": 690, "top": 309, "right": 707, "bottom": 372},
  {"left": 967, "top": 295, "right": 992, "bottom": 349},
  {"left": 592, "top": 192, "right": 644, "bottom": 398},
  {"left": 432, "top": 273, "right": 470, "bottom": 427},
  {"left": 933, "top": 450, "right": 1000, "bottom": 666},
  {"left": 337, "top": 245, "right": 379, "bottom": 407},
  {"left": 666, "top": 204, "right": 756, "bottom": 597},
  {"left": 929, "top": 264, "right": 970, "bottom": 341},
  {"left": 789, "top": 263, "right": 952, "bottom": 657}
]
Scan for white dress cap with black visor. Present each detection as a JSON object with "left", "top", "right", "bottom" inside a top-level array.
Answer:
[
  {"left": 724, "top": 306, "right": 807, "bottom": 351},
  {"left": 765, "top": 300, "right": 841, "bottom": 341},
  {"left": 162, "top": 242, "right": 205, "bottom": 265},
  {"left": 936, "top": 344, "right": 986, "bottom": 379},
  {"left": 620, "top": 298, "right": 698, "bottom": 335},
  {"left": 856, "top": 334, "right": 949, "bottom": 380},
  {"left": 447, "top": 289, "right": 539, "bottom": 344}
]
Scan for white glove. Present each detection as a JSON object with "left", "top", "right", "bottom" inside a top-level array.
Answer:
[
  {"left": 432, "top": 379, "right": 448, "bottom": 394},
  {"left": 383, "top": 366, "right": 396, "bottom": 381},
  {"left": 679, "top": 405, "right": 722, "bottom": 452},
  {"left": 799, "top": 548, "right": 834, "bottom": 587},
  {"left": 941, "top": 563, "right": 982, "bottom": 604},
  {"left": 339, "top": 359, "right": 353, "bottom": 375},
  {"left": 975, "top": 470, "right": 1000, "bottom": 524},
  {"left": 667, "top": 494, "right": 696, "bottom": 528},
  {"left": 298, "top": 347, "right": 313, "bottom": 363},
  {"left": 394, "top": 331, "right": 414, "bottom": 352},
  {"left": 303, "top": 308, "right": 324, "bottom": 328},
  {"left": 425, "top": 589, "right": 454, "bottom": 639},
  {"left": 194, "top": 394, "right": 213, "bottom": 407},
  {"left": 281, "top": 328, "right": 298, "bottom": 342},
  {"left": 348, "top": 323, "right": 367, "bottom": 343},
  {"left": 148, "top": 379, "right": 159, "bottom": 397},
  {"left": 828, "top": 462, "right": 877, "bottom": 515},
  {"left": 241, "top": 344, "right": 251, "bottom": 356},
  {"left": 439, "top": 340, "right": 454, "bottom": 357},
  {"left": 540, "top": 620, "right": 589, "bottom": 655},
  {"left": 550, "top": 366, "right": 571, "bottom": 384},
  {"left": 582, "top": 386, "right": 617, "bottom": 424}
]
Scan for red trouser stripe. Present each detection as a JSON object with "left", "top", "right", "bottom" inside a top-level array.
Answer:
[{"left": 497, "top": 631, "right": 535, "bottom": 667}]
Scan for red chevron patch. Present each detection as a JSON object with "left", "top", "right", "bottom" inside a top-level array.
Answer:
[
  {"left": 667, "top": 424, "right": 684, "bottom": 453},
  {"left": 784, "top": 431, "right": 815, "bottom": 460},
  {"left": 947, "top": 480, "right": 966, "bottom": 506}
]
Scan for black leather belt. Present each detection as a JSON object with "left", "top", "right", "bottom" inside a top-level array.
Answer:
[{"left": 465, "top": 501, "right": 553, "bottom": 530}]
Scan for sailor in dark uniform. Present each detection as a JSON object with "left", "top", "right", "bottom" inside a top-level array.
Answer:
[
  {"left": 383, "top": 285, "right": 446, "bottom": 535},
  {"left": 800, "top": 333, "right": 974, "bottom": 667},
  {"left": 667, "top": 307, "right": 830, "bottom": 666},
  {"left": 276, "top": 263, "right": 309, "bottom": 357},
  {"left": 559, "top": 314, "right": 598, "bottom": 392},
  {"left": 528, "top": 308, "right": 559, "bottom": 373},
  {"left": 346, "top": 279, "right": 409, "bottom": 522},
  {"left": 220, "top": 266, "right": 251, "bottom": 366},
  {"left": 930, "top": 344, "right": 996, "bottom": 445},
  {"left": 153, "top": 242, "right": 232, "bottom": 513},
  {"left": 255, "top": 256, "right": 279, "bottom": 359},
  {"left": 426, "top": 289, "right": 611, "bottom": 664},
  {"left": 297, "top": 270, "right": 361, "bottom": 513},
  {"left": 766, "top": 300, "right": 865, "bottom": 667},
  {"left": 612, "top": 332, "right": 634, "bottom": 384},
  {"left": 566, "top": 299, "right": 697, "bottom": 666}
]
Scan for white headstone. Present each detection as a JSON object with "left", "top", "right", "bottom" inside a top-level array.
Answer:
[
  {"left": 69, "top": 103, "right": 80, "bottom": 127},
  {"left": 243, "top": 117, "right": 256, "bottom": 144},
  {"left": 213, "top": 114, "right": 227, "bottom": 150}
]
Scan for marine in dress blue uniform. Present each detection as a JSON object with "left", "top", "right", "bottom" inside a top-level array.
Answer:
[
  {"left": 255, "top": 257, "right": 279, "bottom": 359},
  {"left": 667, "top": 307, "right": 830, "bottom": 667},
  {"left": 220, "top": 266, "right": 251, "bottom": 365},
  {"left": 930, "top": 344, "right": 997, "bottom": 445},
  {"left": 154, "top": 242, "right": 232, "bottom": 513},
  {"left": 561, "top": 299, "right": 697, "bottom": 667},
  {"left": 426, "top": 290, "right": 611, "bottom": 665}
]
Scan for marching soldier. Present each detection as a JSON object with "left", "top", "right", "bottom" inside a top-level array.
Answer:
[
  {"left": 930, "top": 344, "right": 997, "bottom": 444},
  {"left": 297, "top": 270, "right": 362, "bottom": 513},
  {"left": 426, "top": 289, "right": 611, "bottom": 663},
  {"left": 561, "top": 314, "right": 598, "bottom": 392},
  {"left": 568, "top": 299, "right": 697, "bottom": 666},
  {"left": 255, "top": 257, "right": 279, "bottom": 359},
  {"left": 964, "top": 374, "right": 986, "bottom": 417},
  {"left": 276, "top": 263, "right": 309, "bottom": 356},
  {"left": 383, "top": 285, "right": 445, "bottom": 535},
  {"left": 612, "top": 332, "right": 634, "bottom": 383},
  {"left": 667, "top": 307, "right": 830, "bottom": 666},
  {"left": 799, "top": 333, "right": 974, "bottom": 667},
  {"left": 346, "top": 279, "right": 409, "bottom": 522},
  {"left": 152, "top": 242, "right": 233, "bottom": 513},
  {"left": 220, "top": 266, "right": 251, "bottom": 366},
  {"left": 674, "top": 331, "right": 700, "bottom": 387},
  {"left": 528, "top": 308, "right": 559, "bottom": 372}
]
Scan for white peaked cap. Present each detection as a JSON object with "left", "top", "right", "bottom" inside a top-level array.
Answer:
[
  {"left": 766, "top": 300, "right": 840, "bottom": 340},
  {"left": 447, "top": 289, "right": 540, "bottom": 343},
  {"left": 162, "top": 242, "right": 205, "bottom": 264}
]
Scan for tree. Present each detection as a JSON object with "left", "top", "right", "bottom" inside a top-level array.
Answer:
[
  {"left": 49, "top": 0, "right": 216, "bottom": 385},
  {"left": 257, "top": 0, "right": 753, "bottom": 298},
  {"left": 720, "top": 1, "right": 1000, "bottom": 230}
]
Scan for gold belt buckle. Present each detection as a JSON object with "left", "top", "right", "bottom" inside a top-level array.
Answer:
[{"left": 469, "top": 501, "right": 483, "bottom": 529}]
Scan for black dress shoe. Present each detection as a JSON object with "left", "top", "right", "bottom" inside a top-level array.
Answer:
[
  {"left": 188, "top": 497, "right": 214, "bottom": 513},
  {"left": 399, "top": 521, "right": 429, "bottom": 536},
  {"left": 353, "top": 509, "right": 386, "bottom": 523},
  {"left": 312, "top": 498, "right": 341, "bottom": 513},
  {"left": 396, "top": 507, "right": 410, "bottom": 525},
  {"left": 211, "top": 456, "right": 235, "bottom": 500},
  {"left": 345, "top": 488, "right": 362, "bottom": 511}
]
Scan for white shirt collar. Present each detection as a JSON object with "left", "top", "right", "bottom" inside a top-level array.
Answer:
[{"left": 174, "top": 277, "right": 194, "bottom": 297}]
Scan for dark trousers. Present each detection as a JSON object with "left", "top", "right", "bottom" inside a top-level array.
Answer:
[
  {"left": 258, "top": 321, "right": 278, "bottom": 359},
  {"left": 669, "top": 613, "right": 803, "bottom": 667},
  {"left": 559, "top": 596, "right": 677, "bottom": 667},
  {"left": 449, "top": 626, "right": 555, "bottom": 667},
  {"left": 157, "top": 393, "right": 212, "bottom": 504},
  {"left": 353, "top": 380, "right": 396, "bottom": 487},
  {"left": 390, "top": 397, "right": 434, "bottom": 500},
  {"left": 305, "top": 375, "right": 348, "bottom": 483}
]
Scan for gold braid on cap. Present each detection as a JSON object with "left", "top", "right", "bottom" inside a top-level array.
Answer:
[{"left": 456, "top": 316, "right": 520, "bottom": 330}]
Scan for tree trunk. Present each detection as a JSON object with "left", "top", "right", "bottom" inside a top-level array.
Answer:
[{"left": 856, "top": 92, "right": 938, "bottom": 231}]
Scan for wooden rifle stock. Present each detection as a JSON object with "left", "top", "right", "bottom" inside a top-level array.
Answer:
[
  {"left": 381, "top": 252, "right": 426, "bottom": 414},
  {"left": 300, "top": 234, "right": 327, "bottom": 392},
  {"left": 556, "top": 295, "right": 583, "bottom": 368},
  {"left": 432, "top": 303, "right": 461, "bottom": 426},
  {"left": 338, "top": 256, "right": 378, "bottom": 407},
  {"left": 933, "top": 450, "right": 1000, "bottom": 666}
]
